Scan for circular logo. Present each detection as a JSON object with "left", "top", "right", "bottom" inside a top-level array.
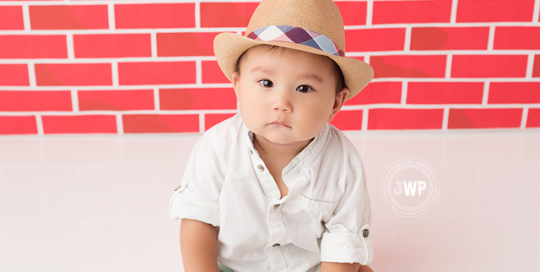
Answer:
[{"left": 380, "top": 158, "right": 440, "bottom": 217}]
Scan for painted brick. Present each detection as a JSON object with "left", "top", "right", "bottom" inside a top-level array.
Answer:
[
  {"left": 157, "top": 32, "right": 220, "bottom": 57},
  {"left": 373, "top": 0, "right": 452, "bottom": 24},
  {"left": 368, "top": 108, "right": 444, "bottom": 130},
  {"left": 160, "top": 88, "right": 236, "bottom": 110},
  {"left": 534, "top": 55, "right": 540, "bottom": 77},
  {"left": 202, "top": 61, "right": 230, "bottom": 84},
  {"left": 35, "top": 63, "right": 112, "bottom": 86},
  {"left": 448, "top": 108, "right": 522, "bottom": 129},
  {"left": 78, "top": 90, "right": 154, "bottom": 111},
  {"left": 29, "top": 5, "right": 108, "bottom": 30},
  {"left": 200, "top": 2, "right": 258, "bottom": 27},
  {"left": 42, "top": 115, "right": 117, "bottom": 134},
  {"left": 0, "top": 35, "right": 67, "bottom": 59},
  {"left": 0, "top": 91, "right": 72, "bottom": 111},
  {"left": 118, "top": 62, "right": 196, "bottom": 86},
  {"left": 345, "top": 82, "right": 402, "bottom": 105},
  {"left": 407, "top": 82, "right": 484, "bottom": 104},
  {"left": 451, "top": 55, "right": 528, "bottom": 78},
  {"left": 0, "top": 116, "right": 37, "bottom": 135},
  {"left": 345, "top": 29, "right": 405, "bottom": 52},
  {"left": 0, "top": 6, "right": 24, "bottom": 30},
  {"left": 526, "top": 108, "right": 540, "bottom": 128},
  {"left": 205, "top": 113, "right": 236, "bottom": 131},
  {"left": 123, "top": 114, "right": 199, "bottom": 133},
  {"left": 0, "top": 64, "right": 29, "bottom": 86},
  {"left": 488, "top": 83, "right": 540, "bottom": 104},
  {"left": 330, "top": 110, "right": 363, "bottom": 130},
  {"left": 456, "top": 0, "right": 535, "bottom": 22},
  {"left": 74, "top": 34, "right": 151, "bottom": 58},
  {"left": 370, "top": 55, "right": 447, "bottom": 78},
  {"left": 411, "top": 27, "right": 489, "bottom": 50},
  {"left": 494, "top": 27, "right": 540, "bottom": 49},
  {"left": 336, "top": 1, "right": 367, "bottom": 25},
  {"left": 115, "top": 3, "right": 195, "bottom": 29}
]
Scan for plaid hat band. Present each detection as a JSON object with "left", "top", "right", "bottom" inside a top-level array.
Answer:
[{"left": 246, "top": 25, "right": 345, "bottom": 57}]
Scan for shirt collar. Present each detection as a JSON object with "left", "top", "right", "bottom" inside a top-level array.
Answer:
[{"left": 241, "top": 119, "right": 330, "bottom": 181}]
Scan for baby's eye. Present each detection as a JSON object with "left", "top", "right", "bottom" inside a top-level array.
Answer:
[
  {"left": 296, "top": 85, "right": 313, "bottom": 93},
  {"left": 258, "top": 79, "right": 274, "bottom": 88}
]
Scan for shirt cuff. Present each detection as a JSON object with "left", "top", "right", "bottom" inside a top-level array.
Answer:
[
  {"left": 168, "top": 184, "right": 220, "bottom": 227},
  {"left": 320, "top": 226, "right": 373, "bottom": 265}
]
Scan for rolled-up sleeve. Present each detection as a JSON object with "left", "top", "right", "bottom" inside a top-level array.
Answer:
[
  {"left": 320, "top": 156, "right": 373, "bottom": 265},
  {"left": 168, "top": 131, "right": 225, "bottom": 227}
]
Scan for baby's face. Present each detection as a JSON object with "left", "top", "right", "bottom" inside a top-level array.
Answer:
[{"left": 232, "top": 46, "right": 349, "bottom": 146}]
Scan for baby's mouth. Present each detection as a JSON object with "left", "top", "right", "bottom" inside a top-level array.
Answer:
[{"left": 269, "top": 121, "right": 291, "bottom": 128}]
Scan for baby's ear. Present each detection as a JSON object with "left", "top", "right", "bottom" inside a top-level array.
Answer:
[
  {"left": 328, "top": 87, "right": 350, "bottom": 122},
  {"left": 232, "top": 71, "right": 240, "bottom": 96}
]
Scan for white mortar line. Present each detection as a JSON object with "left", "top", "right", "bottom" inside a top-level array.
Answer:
[
  {"left": 362, "top": 109, "right": 369, "bottom": 131},
  {"left": 196, "top": 60, "right": 202, "bottom": 85},
  {"left": 445, "top": 54, "right": 453, "bottom": 78},
  {"left": 401, "top": 81, "right": 407, "bottom": 104},
  {"left": 22, "top": 4, "right": 30, "bottom": 31},
  {"left": 108, "top": 3, "right": 115, "bottom": 30},
  {"left": 111, "top": 62, "right": 119, "bottom": 86},
  {"left": 195, "top": 0, "right": 201, "bottom": 29},
  {"left": 442, "top": 107, "right": 449, "bottom": 130},
  {"left": 526, "top": 54, "right": 535, "bottom": 78},
  {"left": 116, "top": 114, "right": 124, "bottom": 134},
  {"left": 66, "top": 33, "right": 75, "bottom": 59},
  {"left": 0, "top": 56, "right": 217, "bottom": 63},
  {"left": 27, "top": 63, "right": 36, "bottom": 87},
  {"left": 363, "top": 55, "right": 370, "bottom": 64},
  {"left": 0, "top": 110, "right": 240, "bottom": 116},
  {"left": 533, "top": 0, "right": 540, "bottom": 23},
  {"left": 366, "top": 0, "right": 373, "bottom": 26},
  {"left": 71, "top": 89, "right": 79, "bottom": 112},
  {"left": 35, "top": 114, "right": 44, "bottom": 135},
  {"left": 451, "top": 0, "right": 459, "bottom": 23},
  {"left": 520, "top": 107, "right": 529, "bottom": 129},
  {"left": 487, "top": 26, "right": 495, "bottom": 51},
  {"left": 199, "top": 113, "right": 205, "bottom": 133},
  {"left": 404, "top": 27, "right": 411, "bottom": 51},
  {"left": 1, "top": 51, "right": 537, "bottom": 65},
  {"left": 151, "top": 32, "right": 158, "bottom": 58},
  {"left": 0, "top": 27, "right": 254, "bottom": 35},
  {"left": 154, "top": 88, "right": 160, "bottom": 110},
  {"left": 482, "top": 82, "right": 490, "bottom": 105}
]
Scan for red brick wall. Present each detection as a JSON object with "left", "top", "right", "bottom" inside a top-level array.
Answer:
[{"left": 0, "top": 0, "right": 539, "bottom": 134}]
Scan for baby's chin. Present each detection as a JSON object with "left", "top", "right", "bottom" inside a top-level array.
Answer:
[{"left": 255, "top": 132, "right": 313, "bottom": 147}]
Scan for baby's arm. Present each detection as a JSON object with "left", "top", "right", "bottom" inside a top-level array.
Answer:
[
  {"left": 180, "top": 219, "right": 219, "bottom": 272},
  {"left": 320, "top": 262, "right": 374, "bottom": 272}
]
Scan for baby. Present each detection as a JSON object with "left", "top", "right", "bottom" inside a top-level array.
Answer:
[{"left": 169, "top": 0, "right": 374, "bottom": 271}]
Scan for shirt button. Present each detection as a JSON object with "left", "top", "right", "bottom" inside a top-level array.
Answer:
[
  {"left": 363, "top": 229, "right": 369, "bottom": 238},
  {"left": 249, "top": 149, "right": 253, "bottom": 155},
  {"left": 257, "top": 164, "right": 265, "bottom": 172},
  {"left": 272, "top": 204, "right": 280, "bottom": 210},
  {"left": 272, "top": 243, "right": 280, "bottom": 247}
]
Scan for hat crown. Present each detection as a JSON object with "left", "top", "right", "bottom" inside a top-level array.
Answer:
[{"left": 245, "top": 0, "right": 346, "bottom": 52}]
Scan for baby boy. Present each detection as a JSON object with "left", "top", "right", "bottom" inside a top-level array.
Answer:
[{"left": 169, "top": 0, "right": 375, "bottom": 271}]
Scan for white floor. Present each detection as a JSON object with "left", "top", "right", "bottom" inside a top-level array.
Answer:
[{"left": 0, "top": 129, "right": 539, "bottom": 272}]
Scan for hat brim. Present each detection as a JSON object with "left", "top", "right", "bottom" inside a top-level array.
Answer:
[{"left": 214, "top": 32, "right": 374, "bottom": 101}]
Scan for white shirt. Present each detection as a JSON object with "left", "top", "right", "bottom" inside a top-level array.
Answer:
[{"left": 169, "top": 114, "right": 373, "bottom": 272}]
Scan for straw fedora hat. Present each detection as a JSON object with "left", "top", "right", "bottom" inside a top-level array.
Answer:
[{"left": 213, "top": 0, "right": 373, "bottom": 100}]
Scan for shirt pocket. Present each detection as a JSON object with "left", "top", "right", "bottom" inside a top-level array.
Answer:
[{"left": 296, "top": 193, "right": 338, "bottom": 237}]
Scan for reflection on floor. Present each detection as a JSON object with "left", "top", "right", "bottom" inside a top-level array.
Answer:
[{"left": 0, "top": 129, "right": 539, "bottom": 272}]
